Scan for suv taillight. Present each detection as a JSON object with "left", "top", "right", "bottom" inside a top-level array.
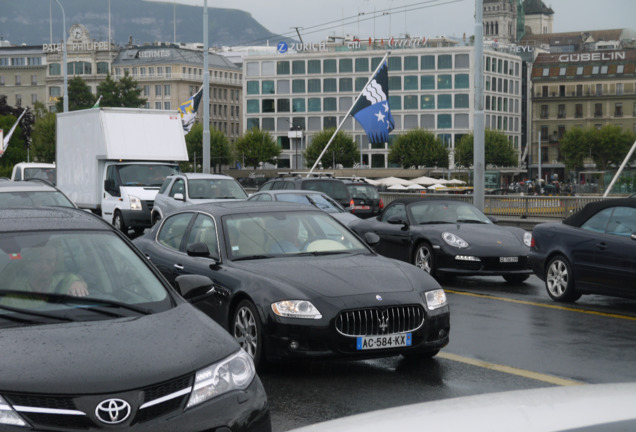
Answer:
[
  {"left": 379, "top": 198, "right": 384, "bottom": 209},
  {"left": 350, "top": 199, "right": 355, "bottom": 209}
]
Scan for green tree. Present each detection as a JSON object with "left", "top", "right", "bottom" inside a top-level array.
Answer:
[
  {"left": 561, "top": 125, "right": 636, "bottom": 172},
  {"left": 388, "top": 129, "right": 449, "bottom": 168},
  {"left": 96, "top": 72, "right": 147, "bottom": 108},
  {"left": 234, "top": 128, "right": 280, "bottom": 169},
  {"left": 454, "top": 130, "right": 517, "bottom": 167},
  {"left": 30, "top": 110, "right": 57, "bottom": 163},
  {"left": 184, "top": 123, "right": 232, "bottom": 173},
  {"left": 55, "top": 76, "right": 96, "bottom": 112},
  {"left": 304, "top": 129, "right": 359, "bottom": 169}
]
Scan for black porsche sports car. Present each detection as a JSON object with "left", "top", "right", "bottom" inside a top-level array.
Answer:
[
  {"left": 133, "top": 201, "right": 450, "bottom": 369},
  {"left": 529, "top": 198, "right": 636, "bottom": 302},
  {"left": 349, "top": 198, "right": 533, "bottom": 283}
]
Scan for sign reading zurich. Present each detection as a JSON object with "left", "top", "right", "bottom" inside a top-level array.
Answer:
[{"left": 277, "top": 42, "right": 288, "bottom": 54}]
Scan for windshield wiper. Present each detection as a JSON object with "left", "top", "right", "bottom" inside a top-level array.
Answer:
[
  {"left": 419, "top": 221, "right": 454, "bottom": 224},
  {"left": 0, "top": 303, "right": 74, "bottom": 322},
  {"left": 456, "top": 219, "right": 488, "bottom": 224},
  {"left": 232, "top": 254, "right": 275, "bottom": 261},
  {"left": 297, "top": 250, "right": 351, "bottom": 256},
  {"left": 53, "top": 295, "right": 152, "bottom": 315}
]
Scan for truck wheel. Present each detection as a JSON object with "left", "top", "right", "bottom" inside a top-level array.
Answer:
[{"left": 113, "top": 211, "right": 128, "bottom": 234}]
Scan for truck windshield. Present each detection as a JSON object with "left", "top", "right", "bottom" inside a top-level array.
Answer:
[{"left": 118, "top": 164, "right": 180, "bottom": 187}]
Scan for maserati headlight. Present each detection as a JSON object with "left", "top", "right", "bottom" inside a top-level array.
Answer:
[
  {"left": 186, "top": 350, "right": 255, "bottom": 409},
  {"left": 130, "top": 195, "right": 142, "bottom": 211},
  {"left": 425, "top": 289, "right": 447, "bottom": 310},
  {"left": 442, "top": 232, "right": 469, "bottom": 248},
  {"left": 523, "top": 231, "right": 533, "bottom": 247},
  {"left": 0, "top": 395, "right": 27, "bottom": 427},
  {"left": 272, "top": 300, "right": 322, "bottom": 319}
]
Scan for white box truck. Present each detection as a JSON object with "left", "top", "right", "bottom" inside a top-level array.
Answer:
[{"left": 56, "top": 108, "right": 188, "bottom": 234}]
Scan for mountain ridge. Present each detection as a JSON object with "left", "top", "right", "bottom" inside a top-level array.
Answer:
[{"left": 0, "top": 0, "right": 294, "bottom": 48}]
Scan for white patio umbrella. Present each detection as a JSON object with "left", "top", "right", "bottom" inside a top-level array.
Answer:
[
  {"left": 376, "top": 176, "right": 414, "bottom": 186},
  {"left": 387, "top": 184, "right": 409, "bottom": 190},
  {"left": 446, "top": 179, "right": 466, "bottom": 185},
  {"left": 406, "top": 184, "right": 426, "bottom": 190},
  {"left": 428, "top": 184, "right": 448, "bottom": 190},
  {"left": 409, "top": 175, "right": 438, "bottom": 186}
]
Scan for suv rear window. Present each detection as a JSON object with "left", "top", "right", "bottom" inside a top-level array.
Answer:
[
  {"left": 347, "top": 184, "right": 379, "bottom": 200},
  {"left": 302, "top": 180, "right": 349, "bottom": 201}
]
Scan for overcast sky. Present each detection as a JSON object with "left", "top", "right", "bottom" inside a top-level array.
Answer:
[{"left": 149, "top": 0, "right": 635, "bottom": 43}]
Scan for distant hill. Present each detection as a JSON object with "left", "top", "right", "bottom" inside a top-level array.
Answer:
[{"left": 0, "top": 0, "right": 294, "bottom": 48}]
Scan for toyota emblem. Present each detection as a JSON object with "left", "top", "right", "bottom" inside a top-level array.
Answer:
[{"left": 95, "top": 398, "right": 131, "bottom": 424}]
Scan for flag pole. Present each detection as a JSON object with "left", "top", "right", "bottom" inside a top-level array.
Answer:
[{"left": 308, "top": 50, "right": 391, "bottom": 175}]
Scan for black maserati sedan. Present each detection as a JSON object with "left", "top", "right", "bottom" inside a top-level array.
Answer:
[
  {"left": 530, "top": 198, "right": 636, "bottom": 302},
  {"left": 349, "top": 198, "right": 533, "bottom": 283},
  {"left": 0, "top": 207, "right": 270, "bottom": 432},
  {"left": 132, "top": 201, "right": 450, "bottom": 369}
]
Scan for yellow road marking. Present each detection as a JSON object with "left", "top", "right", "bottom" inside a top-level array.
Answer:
[
  {"left": 445, "top": 289, "right": 636, "bottom": 321},
  {"left": 438, "top": 352, "right": 583, "bottom": 386}
]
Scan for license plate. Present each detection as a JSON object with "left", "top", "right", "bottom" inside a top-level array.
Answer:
[
  {"left": 356, "top": 333, "right": 412, "bottom": 350},
  {"left": 500, "top": 256, "right": 518, "bottom": 263},
  {"left": 353, "top": 205, "right": 370, "bottom": 210}
]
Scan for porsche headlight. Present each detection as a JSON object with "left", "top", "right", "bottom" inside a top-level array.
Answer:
[
  {"left": 523, "top": 231, "right": 533, "bottom": 247},
  {"left": 0, "top": 396, "right": 27, "bottom": 427},
  {"left": 186, "top": 350, "right": 255, "bottom": 409},
  {"left": 130, "top": 195, "right": 142, "bottom": 211},
  {"left": 442, "top": 232, "right": 469, "bottom": 248},
  {"left": 272, "top": 300, "right": 322, "bottom": 319},
  {"left": 425, "top": 289, "right": 447, "bottom": 310}
]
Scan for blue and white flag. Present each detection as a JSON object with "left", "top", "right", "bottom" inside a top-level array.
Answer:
[
  {"left": 350, "top": 61, "right": 395, "bottom": 144},
  {"left": 178, "top": 88, "right": 202, "bottom": 134}
]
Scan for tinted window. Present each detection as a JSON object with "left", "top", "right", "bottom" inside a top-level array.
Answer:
[
  {"left": 301, "top": 180, "right": 349, "bottom": 201},
  {"left": 158, "top": 213, "right": 193, "bottom": 250},
  {"left": 347, "top": 185, "right": 379, "bottom": 200},
  {"left": 0, "top": 191, "right": 75, "bottom": 208}
]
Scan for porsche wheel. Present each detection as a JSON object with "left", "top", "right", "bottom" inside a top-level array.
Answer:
[
  {"left": 413, "top": 243, "right": 435, "bottom": 276},
  {"left": 232, "top": 300, "right": 264, "bottom": 368},
  {"left": 545, "top": 255, "right": 581, "bottom": 302}
]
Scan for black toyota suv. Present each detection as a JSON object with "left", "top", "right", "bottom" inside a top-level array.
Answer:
[
  {"left": 0, "top": 207, "right": 270, "bottom": 432},
  {"left": 258, "top": 172, "right": 353, "bottom": 210},
  {"left": 340, "top": 177, "right": 384, "bottom": 218}
]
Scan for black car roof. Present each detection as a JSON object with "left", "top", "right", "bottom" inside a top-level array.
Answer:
[
  {"left": 0, "top": 207, "right": 113, "bottom": 233},
  {"left": 563, "top": 198, "right": 636, "bottom": 227},
  {"left": 387, "top": 197, "right": 465, "bottom": 206}
]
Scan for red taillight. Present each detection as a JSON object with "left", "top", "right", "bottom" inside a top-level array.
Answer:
[
  {"left": 379, "top": 198, "right": 384, "bottom": 209},
  {"left": 530, "top": 237, "right": 536, "bottom": 248},
  {"left": 350, "top": 199, "right": 355, "bottom": 210}
]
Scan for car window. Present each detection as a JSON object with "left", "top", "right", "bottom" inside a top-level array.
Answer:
[
  {"left": 581, "top": 208, "right": 612, "bottom": 233},
  {"left": 187, "top": 214, "right": 219, "bottom": 258},
  {"left": 259, "top": 182, "right": 274, "bottom": 191},
  {"left": 158, "top": 212, "right": 194, "bottom": 250},
  {"left": 283, "top": 181, "right": 296, "bottom": 190},
  {"left": 0, "top": 231, "right": 169, "bottom": 318},
  {"left": 169, "top": 179, "right": 186, "bottom": 198},
  {"left": 348, "top": 185, "right": 379, "bottom": 200},
  {"left": 603, "top": 207, "right": 636, "bottom": 237},
  {"left": 276, "top": 194, "right": 311, "bottom": 205},
  {"left": 158, "top": 177, "right": 172, "bottom": 194},
  {"left": 302, "top": 180, "right": 349, "bottom": 200},
  {"left": 188, "top": 179, "right": 247, "bottom": 200},
  {"left": 381, "top": 203, "right": 407, "bottom": 222},
  {"left": 0, "top": 191, "right": 75, "bottom": 208}
]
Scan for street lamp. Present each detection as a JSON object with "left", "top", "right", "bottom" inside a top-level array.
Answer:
[
  {"left": 285, "top": 119, "right": 303, "bottom": 170},
  {"left": 54, "top": 0, "right": 68, "bottom": 112}
]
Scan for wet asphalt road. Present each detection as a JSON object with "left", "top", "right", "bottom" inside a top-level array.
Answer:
[{"left": 259, "top": 275, "right": 636, "bottom": 432}]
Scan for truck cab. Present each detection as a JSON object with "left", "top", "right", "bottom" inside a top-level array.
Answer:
[
  {"left": 102, "top": 162, "right": 181, "bottom": 235},
  {"left": 11, "top": 163, "right": 56, "bottom": 184}
]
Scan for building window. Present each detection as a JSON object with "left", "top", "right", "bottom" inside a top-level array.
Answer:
[
  {"left": 437, "top": 114, "right": 452, "bottom": 129},
  {"left": 438, "top": 55, "right": 452, "bottom": 69},
  {"left": 164, "top": 102, "right": 171, "bottom": 110},
  {"left": 308, "top": 59, "right": 321, "bottom": 74},
  {"left": 308, "top": 79, "right": 321, "bottom": 93},
  {"left": 323, "top": 59, "right": 337, "bottom": 73},
  {"left": 155, "top": 102, "right": 162, "bottom": 109},
  {"left": 166, "top": 67, "right": 172, "bottom": 78},
  {"left": 617, "top": 65, "right": 624, "bottom": 74},
  {"left": 542, "top": 68, "right": 549, "bottom": 77},
  {"left": 292, "top": 60, "right": 305, "bottom": 74},
  {"left": 559, "top": 67, "right": 566, "bottom": 76},
  {"left": 595, "top": 84, "right": 603, "bottom": 95},
  {"left": 262, "top": 99, "right": 275, "bottom": 113},
  {"left": 540, "top": 105, "right": 549, "bottom": 119},
  {"left": 49, "top": 87, "right": 61, "bottom": 96},
  {"left": 388, "top": 56, "right": 402, "bottom": 71},
  {"left": 404, "top": 56, "right": 418, "bottom": 71},
  {"left": 421, "top": 55, "right": 435, "bottom": 70},
  {"left": 558, "top": 126, "right": 566, "bottom": 139},
  {"left": 339, "top": 58, "right": 353, "bottom": 73},
  {"left": 143, "top": 85, "right": 149, "bottom": 96},
  {"left": 594, "top": 103, "right": 603, "bottom": 117},
  {"left": 388, "top": 95, "right": 401, "bottom": 110},
  {"left": 540, "top": 126, "right": 548, "bottom": 139},
  {"left": 323, "top": 117, "right": 337, "bottom": 129},
  {"left": 155, "top": 85, "right": 162, "bottom": 96},
  {"left": 542, "top": 86, "right": 548, "bottom": 97},
  {"left": 601, "top": 65, "right": 608, "bottom": 74},
  {"left": 262, "top": 80, "right": 275, "bottom": 94},
  {"left": 455, "top": 54, "right": 469, "bottom": 69},
  {"left": 355, "top": 58, "right": 369, "bottom": 72},
  {"left": 292, "top": 98, "right": 305, "bottom": 112},
  {"left": 323, "top": 97, "right": 337, "bottom": 111},
  {"left": 592, "top": 66, "right": 599, "bottom": 74},
  {"left": 575, "top": 104, "right": 583, "bottom": 118},
  {"left": 615, "top": 103, "right": 623, "bottom": 117},
  {"left": 339, "top": 78, "right": 353, "bottom": 92},
  {"left": 420, "top": 95, "right": 434, "bottom": 110},
  {"left": 388, "top": 76, "right": 401, "bottom": 91},
  {"left": 31, "top": 75, "right": 37, "bottom": 85},
  {"left": 404, "top": 95, "right": 418, "bottom": 109},
  {"left": 558, "top": 104, "right": 566, "bottom": 119},
  {"left": 247, "top": 81, "right": 259, "bottom": 95},
  {"left": 324, "top": 78, "right": 337, "bottom": 92},
  {"left": 292, "top": 79, "right": 305, "bottom": 93},
  {"left": 277, "top": 99, "right": 290, "bottom": 112},
  {"left": 15, "top": 75, "right": 21, "bottom": 85},
  {"left": 421, "top": 76, "right": 435, "bottom": 90},
  {"left": 164, "top": 85, "right": 170, "bottom": 96},
  {"left": 617, "top": 83, "right": 624, "bottom": 95},
  {"left": 404, "top": 76, "right": 418, "bottom": 90},
  {"left": 277, "top": 61, "right": 290, "bottom": 75},
  {"left": 277, "top": 80, "right": 290, "bottom": 94},
  {"left": 455, "top": 94, "right": 469, "bottom": 108},
  {"left": 246, "top": 100, "right": 259, "bottom": 113},
  {"left": 355, "top": 77, "right": 367, "bottom": 91},
  {"left": 576, "top": 84, "right": 583, "bottom": 96},
  {"left": 308, "top": 98, "right": 321, "bottom": 112},
  {"left": 455, "top": 74, "right": 469, "bottom": 89},
  {"left": 437, "top": 75, "right": 452, "bottom": 89},
  {"left": 438, "top": 94, "right": 452, "bottom": 109}
]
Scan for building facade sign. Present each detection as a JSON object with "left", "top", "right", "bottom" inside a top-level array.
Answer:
[{"left": 558, "top": 51, "right": 626, "bottom": 62}]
